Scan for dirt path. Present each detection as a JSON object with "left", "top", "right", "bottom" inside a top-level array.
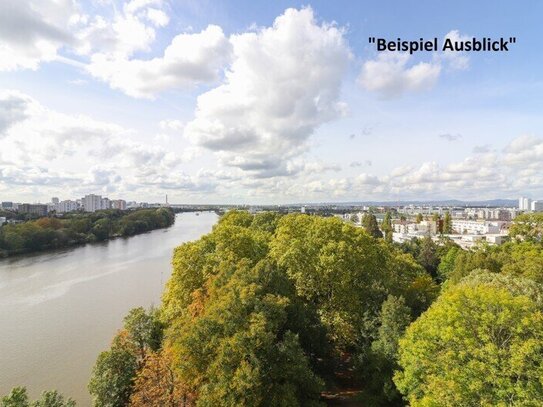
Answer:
[{"left": 321, "top": 355, "right": 364, "bottom": 406}]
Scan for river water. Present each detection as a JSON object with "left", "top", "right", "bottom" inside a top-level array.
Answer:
[{"left": 0, "top": 212, "right": 217, "bottom": 406}]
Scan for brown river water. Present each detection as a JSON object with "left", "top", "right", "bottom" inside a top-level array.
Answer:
[{"left": 0, "top": 212, "right": 217, "bottom": 406}]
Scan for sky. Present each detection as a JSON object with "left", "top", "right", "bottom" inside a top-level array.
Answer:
[{"left": 0, "top": 0, "right": 542, "bottom": 204}]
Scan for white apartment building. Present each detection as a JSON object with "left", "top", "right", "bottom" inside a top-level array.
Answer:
[
  {"left": 531, "top": 200, "right": 543, "bottom": 212},
  {"left": 57, "top": 200, "right": 79, "bottom": 213},
  {"left": 519, "top": 197, "right": 532, "bottom": 211},
  {"left": 451, "top": 220, "right": 501, "bottom": 235},
  {"left": 82, "top": 194, "right": 101, "bottom": 212},
  {"left": 82, "top": 194, "right": 111, "bottom": 212}
]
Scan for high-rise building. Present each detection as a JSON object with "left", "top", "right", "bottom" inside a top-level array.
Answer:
[
  {"left": 519, "top": 197, "right": 532, "bottom": 210},
  {"left": 1, "top": 202, "right": 13, "bottom": 209},
  {"left": 82, "top": 194, "right": 102, "bottom": 212},
  {"left": 532, "top": 200, "right": 543, "bottom": 212},
  {"left": 51, "top": 197, "right": 59, "bottom": 204}
]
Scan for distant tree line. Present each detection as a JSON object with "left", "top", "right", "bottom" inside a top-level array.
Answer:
[{"left": 0, "top": 208, "right": 175, "bottom": 257}]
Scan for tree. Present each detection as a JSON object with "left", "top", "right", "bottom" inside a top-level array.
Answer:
[
  {"left": 443, "top": 211, "right": 452, "bottom": 234},
  {"left": 361, "top": 296, "right": 412, "bottom": 406},
  {"left": 170, "top": 259, "right": 324, "bottom": 406},
  {"left": 1, "top": 388, "right": 75, "bottom": 407},
  {"left": 372, "top": 296, "right": 411, "bottom": 362},
  {"left": 415, "top": 213, "right": 423, "bottom": 223},
  {"left": 362, "top": 213, "right": 383, "bottom": 239},
  {"left": 159, "top": 211, "right": 438, "bottom": 405},
  {"left": 91, "top": 218, "right": 112, "bottom": 241},
  {"left": 129, "top": 349, "right": 193, "bottom": 407},
  {"left": 382, "top": 211, "right": 393, "bottom": 243},
  {"left": 88, "top": 332, "right": 139, "bottom": 407},
  {"left": 270, "top": 214, "right": 436, "bottom": 354},
  {"left": 32, "top": 391, "right": 76, "bottom": 407},
  {"left": 395, "top": 277, "right": 543, "bottom": 406},
  {"left": 436, "top": 246, "right": 460, "bottom": 282},
  {"left": 350, "top": 213, "right": 360, "bottom": 224},
  {"left": 123, "top": 307, "right": 164, "bottom": 360},
  {"left": 416, "top": 236, "right": 439, "bottom": 277},
  {"left": 509, "top": 212, "right": 543, "bottom": 242},
  {"left": 2, "top": 387, "right": 29, "bottom": 407}
]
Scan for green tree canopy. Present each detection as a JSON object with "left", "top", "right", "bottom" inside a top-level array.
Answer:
[
  {"left": 382, "top": 211, "right": 393, "bottom": 243},
  {"left": 88, "top": 332, "right": 139, "bottom": 407},
  {"left": 395, "top": 273, "right": 543, "bottom": 406},
  {"left": 509, "top": 212, "right": 543, "bottom": 242},
  {"left": 443, "top": 211, "right": 452, "bottom": 234},
  {"left": 1, "top": 387, "right": 75, "bottom": 407},
  {"left": 361, "top": 213, "right": 383, "bottom": 239},
  {"left": 169, "top": 259, "right": 324, "bottom": 406}
]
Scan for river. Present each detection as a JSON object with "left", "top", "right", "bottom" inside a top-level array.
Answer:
[{"left": 0, "top": 211, "right": 217, "bottom": 406}]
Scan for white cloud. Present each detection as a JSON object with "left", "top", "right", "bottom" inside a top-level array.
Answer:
[
  {"left": 124, "top": 0, "right": 163, "bottom": 15},
  {"left": 75, "top": 10, "right": 157, "bottom": 58},
  {"left": 184, "top": 7, "right": 351, "bottom": 177},
  {"left": 0, "top": 91, "right": 34, "bottom": 136},
  {"left": 159, "top": 119, "right": 185, "bottom": 132},
  {"left": 441, "top": 30, "right": 470, "bottom": 70},
  {"left": 359, "top": 30, "right": 470, "bottom": 98},
  {"left": 503, "top": 134, "right": 543, "bottom": 169},
  {"left": 358, "top": 52, "right": 440, "bottom": 98},
  {"left": 0, "top": 0, "right": 77, "bottom": 71},
  {"left": 0, "top": 89, "right": 214, "bottom": 198},
  {"left": 146, "top": 8, "right": 169, "bottom": 27},
  {"left": 86, "top": 25, "right": 232, "bottom": 98}
]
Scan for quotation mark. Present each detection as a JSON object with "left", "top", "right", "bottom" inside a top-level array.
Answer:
[{"left": 368, "top": 37, "right": 376, "bottom": 44}]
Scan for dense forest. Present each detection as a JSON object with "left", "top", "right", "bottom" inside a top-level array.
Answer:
[
  {"left": 0, "top": 208, "right": 175, "bottom": 257},
  {"left": 3, "top": 210, "right": 543, "bottom": 406}
]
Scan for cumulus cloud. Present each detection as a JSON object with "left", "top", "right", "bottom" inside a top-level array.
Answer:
[
  {"left": 440, "top": 30, "right": 470, "bottom": 70},
  {"left": 0, "top": 0, "right": 76, "bottom": 71},
  {"left": 159, "top": 119, "right": 185, "bottom": 132},
  {"left": 86, "top": 25, "right": 232, "bottom": 98},
  {"left": 184, "top": 7, "right": 351, "bottom": 177},
  {"left": 358, "top": 30, "right": 470, "bottom": 98},
  {"left": 146, "top": 8, "right": 169, "bottom": 27},
  {"left": 358, "top": 52, "right": 441, "bottom": 98},
  {"left": 0, "top": 91, "right": 34, "bottom": 136},
  {"left": 0, "top": 0, "right": 231, "bottom": 99},
  {"left": 0, "top": 90, "right": 213, "bottom": 197},
  {"left": 503, "top": 134, "right": 543, "bottom": 169}
]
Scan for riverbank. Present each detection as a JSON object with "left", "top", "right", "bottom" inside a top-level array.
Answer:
[
  {"left": 0, "top": 207, "right": 175, "bottom": 258},
  {"left": 0, "top": 211, "right": 218, "bottom": 405}
]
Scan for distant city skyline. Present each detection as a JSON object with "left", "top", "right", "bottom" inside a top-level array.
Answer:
[{"left": 1, "top": 1, "right": 542, "bottom": 203}]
